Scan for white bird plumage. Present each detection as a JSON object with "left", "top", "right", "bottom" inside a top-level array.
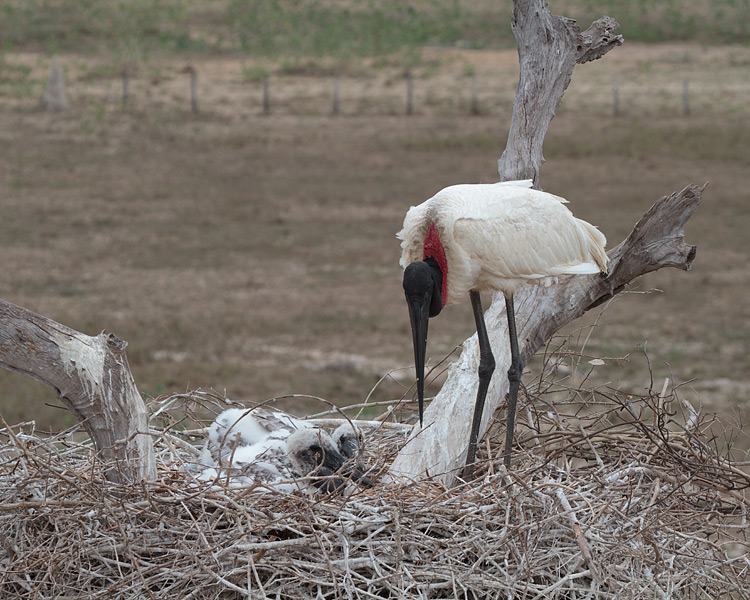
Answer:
[
  {"left": 199, "top": 407, "right": 371, "bottom": 493},
  {"left": 399, "top": 180, "right": 608, "bottom": 477},
  {"left": 203, "top": 406, "right": 304, "bottom": 467},
  {"left": 398, "top": 180, "right": 608, "bottom": 300}
]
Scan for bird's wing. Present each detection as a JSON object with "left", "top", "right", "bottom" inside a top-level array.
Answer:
[
  {"left": 453, "top": 196, "right": 605, "bottom": 281},
  {"left": 252, "top": 407, "right": 302, "bottom": 436},
  {"left": 234, "top": 441, "right": 289, "bottom": 483}
]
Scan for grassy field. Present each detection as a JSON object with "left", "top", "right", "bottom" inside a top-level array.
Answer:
[
  {"left": 1, "top": 0, "right": 747, "bottom": 58},
  {"left": 0, "top": 4, "right": 748, "bottom": 450}
]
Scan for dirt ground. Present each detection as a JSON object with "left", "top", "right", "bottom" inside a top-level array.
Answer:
[{"left": 0, "top": 42, "right": 748, "bottom": 445}]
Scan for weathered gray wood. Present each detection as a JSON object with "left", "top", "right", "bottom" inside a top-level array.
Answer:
[
  {"left": 388, "top": 0, "right": 700, "bottom": 487},
  {"left": 576, "top": 16, "right": 624, "bottom": 64},
  {"left": 497, "top": 4, "right": 622, "bottom": 186},
  {"left": 0, "top": 300, "right": 156, "bottom": 483}
]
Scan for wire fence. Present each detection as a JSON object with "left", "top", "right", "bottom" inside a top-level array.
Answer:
[{"left": 20, "top": 49, "right": 750, "bottom": 122}]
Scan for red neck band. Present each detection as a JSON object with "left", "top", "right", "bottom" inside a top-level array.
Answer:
[{"left": 423, "top": 222, "right": 448, "bottom": 306}]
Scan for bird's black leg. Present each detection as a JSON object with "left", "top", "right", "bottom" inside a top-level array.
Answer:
[
  {"left": 503, "top": 293, "right": 523, "bottom": 468},
  {"left": 462, "top": 290, "right": 495, "bottom": 481}
]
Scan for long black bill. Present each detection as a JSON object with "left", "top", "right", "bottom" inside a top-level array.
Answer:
[{"left": 407, "top": 295, "right": 430, "bottom": 426}]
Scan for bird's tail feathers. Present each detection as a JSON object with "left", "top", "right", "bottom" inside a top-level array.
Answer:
[
  {"left": 576, "top": 219, "right": 609, "bottom": 272},
  {"left": 560, "top": 262, "right": 604, "bottom": 275}
]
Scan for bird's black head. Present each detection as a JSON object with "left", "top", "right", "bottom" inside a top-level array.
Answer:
[
  {"left": 403, "top": 257, "right": 443, "bottom": 318},
  {"left": 403, "top": 257, "right": 444, "bottom": 427},
  {"left": 291, "top": 431, "right": 372, "bottom": 493}
]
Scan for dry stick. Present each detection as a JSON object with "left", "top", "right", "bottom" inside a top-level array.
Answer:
[
  {"left": 0, "top": 415, "right": 30, "bottom": 477},
  {"left": 578, "top": 423, "right": 604, "bottom": 469},
  {"left": 553, "top": 487, "right": 597, "bottom": 577}
]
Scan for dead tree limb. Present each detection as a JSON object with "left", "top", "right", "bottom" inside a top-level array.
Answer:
[
  {"left": 388, "top": 1, "right": 702, "bottom": 486},
  {"left": 0, "top": 300, "right": 156, "bottom": 483},
  {"left": 498, "top": 5, "right": 623, "bottom": 186}
]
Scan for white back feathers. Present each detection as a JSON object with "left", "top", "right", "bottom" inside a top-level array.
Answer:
[{"left": 398, "top": 180, "right": 608, "bottom": 300}]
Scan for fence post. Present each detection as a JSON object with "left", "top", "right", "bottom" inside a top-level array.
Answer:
[
  {"left": 682, "top": 76, "right": 690, "bottom": 117},
  {"left": 263, "top": 75, "right": 271, "bottom": 115},
  {"left": 332, "top": 74, "right": 340, "bottom": 115},
  {"left": 42, "top": 56, "right": 69, "bottom": 112},
  {"left": 189, "top": 67, "right": 198, "bottom": 113},
  {"left": 121, "top": 71, "right": 129, "bottom": 107},
  {"left": 470, "top": 73, "right": 479, "bottom": 115},
  {"left": 612, "top": 74, "right": 619, "bottom": 116},
  {"left": 406, "top": 72, "right": 413, "bottom": 115}
]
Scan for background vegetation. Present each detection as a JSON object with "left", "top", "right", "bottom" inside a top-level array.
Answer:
[{"left": 0, "top": 0, "right": 748, "bottom": 60}]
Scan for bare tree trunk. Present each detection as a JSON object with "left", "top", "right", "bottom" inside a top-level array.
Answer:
[
  {"left": 0, "top": 300, "right": 156, "bottom": 483},
  {"left": 388, "top": 1, "right": 703, "bottom": 486}
]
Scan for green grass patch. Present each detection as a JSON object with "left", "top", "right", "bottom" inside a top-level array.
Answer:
[{"left": 2, "top": 0, "right": 747, "bottom": 60}]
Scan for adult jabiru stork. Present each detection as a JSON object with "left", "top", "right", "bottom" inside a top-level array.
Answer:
[{"left": 398, "top": 180, "right": 607, "bottom": 478}]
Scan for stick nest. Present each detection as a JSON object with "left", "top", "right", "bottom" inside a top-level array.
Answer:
[{"left": 1, "top": 370, "right": 749, "bottom": 599}]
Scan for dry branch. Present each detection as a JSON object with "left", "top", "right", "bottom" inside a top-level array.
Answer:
[
  {"left": 498, "top": 3, "right": 623, "bottom": 186},
  {"left": 0, "top": 299, "right": 155, "bottom": 482}
]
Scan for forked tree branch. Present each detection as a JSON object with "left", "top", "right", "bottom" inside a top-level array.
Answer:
[
  {"left": 498, "top": 5, "right": 623, "bottom": 186},
  {"left": 388, "top": 1, "right": 703, "bottom": 487},
  {"left": 0, "top": 301, "right": 156, "bottom": 483}
]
